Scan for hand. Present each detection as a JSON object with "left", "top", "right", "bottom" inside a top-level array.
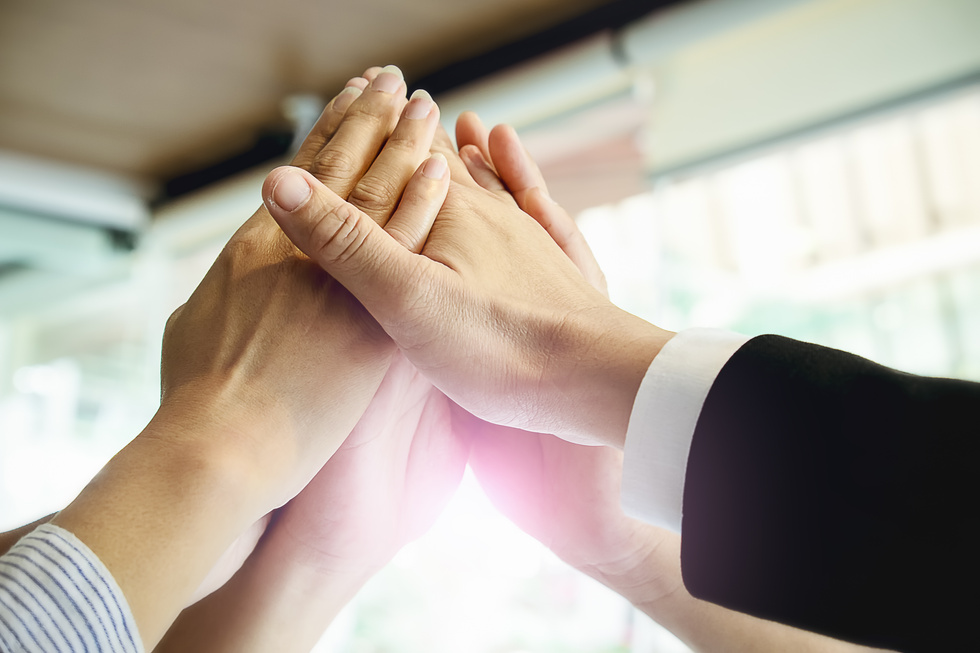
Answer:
[
  {"left": 156, "top": 70, "right": 466, "bottom": 653},
  {"left": 262, "top": 110, "right": 674, "bottom": 448},
  {"left": 161, "top": 62, "right": 455, "bottom": 515},
  {"left": 274, "top": 72, "right": 466, "bottom": 577},
  {"left": 187, "top": 515, "right": 270, "bottom": 606},
  {"left": 51, "top": 65, "right": 450, "bottom": 650},
  {"left": 272, "top": 350, "right": 466, "bottom": 579},
  {"left": 158, "top": 356, "right": 468, "bottom": 653},
  {"left": 458, "top": 113, "right": 893, "bottom": 653},
  {"left": 454, "top": 112, "right": 676, "bottom": 597}
]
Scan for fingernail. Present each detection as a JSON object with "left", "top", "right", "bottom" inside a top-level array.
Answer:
[
  {"left": 333, "top": 86, "right": 361, "bottom": 112},
  {"left": 345, "top": 76, "right": 369, "bottom": 90},
  {"left": 381, "top": 64, "right": 403, "bottom": 79},
  {"left": 270, "top": 170, "right": 312, "bottom": 211},
  {"left": 422, "top": 153, "right": 448, "bottom": 179},
  {"left": 405, "top": 89, "right": 433, "bottom": 119},
  {"left": 371, "top": 65, "right": 403, "bottom": 94}
]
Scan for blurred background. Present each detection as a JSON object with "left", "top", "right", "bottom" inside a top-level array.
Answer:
[{"left": 1, "top": 0, "right": 978, "bottom": 650}]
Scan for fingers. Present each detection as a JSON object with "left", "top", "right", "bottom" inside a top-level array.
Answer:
[
  {"left": 488, "top": 123, "right": 550, "bottom": 202},
  {"left": 524, "top": 187, "right": 608, "bottom": 295},
  {"left": 460, "top": 144, "right": 506, "bottom": 192},
  {"left": 386, "top": 154, "right": 451, "bottom": 253},
  {"left": 289, "top": 65, "right": 393, "bottom": 170},
  {"left": 429, "top": 124, "right": 484, "bottom": 189},
  {"left": 262, "top": 165, "right": 434, "bottom": 312},
  {"left": 482, "top": 122, "right": 607, "bottom": 295},
  {"left": 457, "top": 116, "right": 607, "bottom": 293},
  {"left": 346, "top": 89, "right": 441, "bottom": 226},
  {"left": 361, "top": 66, "right": 383, "bottom": 83},
  {"left": 295, "top": 65, "right": 408, "bottom": 199},
  {"left": 345, "top": 76, "right": 369, "bottom": 91},
  {"left": 455, "top": 111, "right": 492, "bottom": 162},
  {"left": 289, "top": 77, "right": 364, "bottom": 169}
]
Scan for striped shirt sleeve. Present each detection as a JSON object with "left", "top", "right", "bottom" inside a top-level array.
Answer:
[{"left": 0, "top": 523, "right": 142, "bottom": 653}]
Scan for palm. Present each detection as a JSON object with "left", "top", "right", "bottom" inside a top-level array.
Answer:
[{"left": 466, "top": 413, "right": 647, "bottom": 570}]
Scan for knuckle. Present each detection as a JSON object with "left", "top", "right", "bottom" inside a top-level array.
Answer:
[
  {"left": 223, "top": 226, "right": 276, "bottom": 267},
  {"left": 290, "top": 134, "right": 328, "bottom": 171},
  {"left": 348, "top": 98, "right": 401, "bottom": 135},
  {"left": 384, "top": 130, "right": 421, "bottom": 154},
  {"left": 218, "top": 234, "right": 260, "bottom": 277},
  {"left": 309, "top": 202, "right": 371, "bottom": 266},
  {"left": 346, "top": 98, "right": 390, "bottom": 122},
  {"left": 348, "top": 175, "right": 402, "bottom": 217},
  {"left": 225, "top": 230, "right": 261, "bottom": 258},
  {"left": 221, "top": 221, "right": 293, "bottom": 272},
  {"left": 310, "top": 146, "right": 364, "bottom": 192},
  {"left": 384, "top": 222, "right": 415, "bottom": 249}
]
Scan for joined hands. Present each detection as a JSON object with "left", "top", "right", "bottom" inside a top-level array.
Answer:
[{"left": 18, "top": 65, "right": 885, "bottom": 653}]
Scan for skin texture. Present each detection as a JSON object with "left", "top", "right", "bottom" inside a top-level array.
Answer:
[
  {"left": 263, "top": 116, "right": 674, "bottom": 450},
  {"left": 182, "top": 104, "right": 888, "bottom": 653},
  {"left": 455, "top": 112, "right": 891, "bottom": 653},
  {"left": 5, "top": 65, "right": 893, "bottom": 653},
  {"left": 155, "top": 87, "right": 893, "bottom": 653},
  {"left": 0, "top": 515, "right": 53, "bottom": 558},
  {"left": 156, "top": 356, "right": 466, "bottom": 653},
  {"left": 452, "top": 110, "right": 658, "bottom": 578},
  {"left": 155, "top": 68, "right": 468, "bottom": 653},
  {"left": 45, "top": 65, "right": 454, "bottom": 650}
]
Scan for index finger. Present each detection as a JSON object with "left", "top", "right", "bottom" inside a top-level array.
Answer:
[
  {"left": 291, "top": 75, "right": 369, "bottom": 170},
  {"left": 289, "top": 65, "right": 390, "bottom": 171},
  {"left": 306, "top": 66, "right": 408, "bottom": 199}
]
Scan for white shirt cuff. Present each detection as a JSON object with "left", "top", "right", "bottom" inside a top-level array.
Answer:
[{"left": 621, "top": 328, "right": 750, "bottom": 532}]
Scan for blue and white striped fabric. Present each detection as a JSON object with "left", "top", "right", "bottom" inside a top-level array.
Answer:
[{"left": 0, "top": 524, "right": 142, "bottom": 652}]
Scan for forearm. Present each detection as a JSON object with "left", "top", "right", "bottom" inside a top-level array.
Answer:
[
  {"left": 155, "top": 516, "right": 378, "bottom": 653},
  {"left": 50, "top": 405, "right": 281, "bottom": 650},
  {"left": 582, "top": 532, "right": 891, "bottom": 653}
]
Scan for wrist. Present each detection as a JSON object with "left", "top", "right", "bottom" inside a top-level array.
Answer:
[
  {"left": 549, "top": 306, "right": 673, "bottom": 448},
  {"left": 50, "top": 402, "right": 296, "bottom": 649},
  {"left": 271, "top": 505, "right": 396, "bottom": 582},
  {"left": 151, "top": 385, "right": 295, "bottom": 506},
  {"left": 160, "top": 518, "right": 381, "bottom": 653},
  {"left": 266, "top": 522, "right": 382, "bottom": 595},
  {"left": 568, "top": 521, "right": 683, "bottom": 613}
]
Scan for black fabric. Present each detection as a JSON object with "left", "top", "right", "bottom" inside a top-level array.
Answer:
[{"left": 681, "top": 335, "right": 977, "bottom": 652}]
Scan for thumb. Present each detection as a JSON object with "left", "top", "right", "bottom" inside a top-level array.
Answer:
[{"left": 262, "top": 165, "right": 417, "bottom": 310}]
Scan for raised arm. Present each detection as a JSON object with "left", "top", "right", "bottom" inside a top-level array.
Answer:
[
  {"left": 456, "top": 113, "right": 892, "bottom": 653},
  {"left": 37, "top": 64, "right": 458, "bottom": 651},
  {"left": 155, "top": 69, "right": 466, "bottom": 653},
  {"left": 156, "top": 353, "right": 467, "bottom": 653}
]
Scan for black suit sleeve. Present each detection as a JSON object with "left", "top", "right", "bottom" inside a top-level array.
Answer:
[{"left": 680, "top": 335, "right": 977, "bottom": 653}]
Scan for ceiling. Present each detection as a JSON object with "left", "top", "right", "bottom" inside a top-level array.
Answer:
[{"left": 0, "top": 0, "right": 619, "bottom": 187}]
